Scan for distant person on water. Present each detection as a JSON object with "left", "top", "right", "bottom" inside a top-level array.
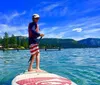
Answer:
[{"left": 28, "top": 14, "right": 44, "bottom": 72}]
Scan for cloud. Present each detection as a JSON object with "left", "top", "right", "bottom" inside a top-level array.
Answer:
[
  {"left": 0, "top": 23, "right": 66, "bottom": 39},
  {"left": 38, "top": 1, "right": 68, "bottom": 17},
  {"left": 42, "top": 3, "right": 60, "bottom": 12},
  {"left": 40, "top": 26, "right": 61, "bottom": 34},
  {"left": 40, "top": 26, "right": 69, "bottom": 38},
  {"left": 46, "top": 27, "right": 59, "bottom": 33},
  {"left": 67, "top": 15, "right": 100, "bottom": 30},
  {"left": 0, "top": 24, "right": 28, "bottom": 37},
  {"left": 70, "top": 6, "right": 100, "bottom": 16},
  {"left": 39, "top": 15, "right": 100, "bottom": 40},
  {"left": 0, "top": 22, "right": 46, "bottom": 37},
  {"left": 83, "top": 28, "right": 100, "bottom": 33},
  {"left": 72, "top": 28, "right": 82, "bottom": 32},
  {"left": 44, "top": 32, "right": 66, "bottom": 38},
  {"left": 0, "top": 11, "right": 26, "bottom": 23},
  {"left": 38, "top": 23, "right": 46, "bottom": 26}
]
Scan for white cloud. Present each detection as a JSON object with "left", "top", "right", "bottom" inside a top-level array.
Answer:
[
  {"left": 39, "top": 15, "right": 100, "bottom": 39},
  {"left": 0, "top": 24, "right": 28, "bottom": 37},
  {"left": 39, "top": 26, "right": 66, "bottom": 38},
  {"left": 67, "top": 16, "right": 100, "bottom": 31},
  {"left": 38, "top": 1, "right": 68, "bottom": 17},
  {"left": 72, "top": 28, "right": 82, "bottom": 32},
  {"left": 42, "top": 3, "right": 60, "bottom": 12},
  {"left": 47, "top": 27, "right": 59, "bottom": 32},
  {"left": 44, "top": 32, "right": 66, "bottom": 38},
  {"left": 69, "top": 16, "right": 100, "bottom": 26},
  {"left": 83, "top": 28, "right": 100, "bottom": 33},
  {"left": 0, "top": 11, "right": 26, "bottom": 23},
  {"left": 40, "top": 26, "right": 59, "bottom": 34},
  {"left": 38, "top": 23, "right": 46, "bottom": 26}
]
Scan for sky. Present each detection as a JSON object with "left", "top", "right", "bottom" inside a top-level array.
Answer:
[{"left": 0, "top": 0, "right": 100, "bottom": 40}]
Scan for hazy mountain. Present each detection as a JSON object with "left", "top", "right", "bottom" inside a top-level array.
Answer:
[{"left": 78, "top": 38, "right": 100, "bottom": 47}]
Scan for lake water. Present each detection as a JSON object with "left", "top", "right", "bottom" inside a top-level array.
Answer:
[{"left": 0, "top": 48, "right": 100, "bottom": 85}]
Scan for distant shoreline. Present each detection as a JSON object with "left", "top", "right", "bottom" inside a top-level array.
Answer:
[
  {"left": 0, "top": 34, "right": 100, "bottom": 49},
  {"left": 0, "top": 47, "right": 100, "bottom": 51}
]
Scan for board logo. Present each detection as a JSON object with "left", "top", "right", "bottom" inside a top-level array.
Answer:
[{"left": 17, "top": 77, "right": 71, "bottom": 85}]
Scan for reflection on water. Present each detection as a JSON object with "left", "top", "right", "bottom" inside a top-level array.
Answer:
[{"left": 0, "top": 48, "right": 100, "bottom": 85}]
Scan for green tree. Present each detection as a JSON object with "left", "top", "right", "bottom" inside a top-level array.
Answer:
[
  {"left": 21, "top": 38, "right": 28, "bottom": 49},
  {"left": 9, "top": 34, "right": 17, "bottom": 48},
  {"left": 0, "top": 37, "right": 2, "bottom": 45},
  {"left": 3, "top": 32, "right": 9, "bottom": 48}
]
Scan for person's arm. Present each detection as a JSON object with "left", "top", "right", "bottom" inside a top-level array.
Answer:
[{"left": 28, "top": 23, "right": 40, "bottom": 37}]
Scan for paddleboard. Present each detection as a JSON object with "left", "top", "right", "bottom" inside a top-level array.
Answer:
[{"left": 12, "top": 69, "right": 77, "bottom": 85}]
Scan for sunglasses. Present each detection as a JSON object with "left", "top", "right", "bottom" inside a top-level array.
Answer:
[
  {"left": 35, "top": 18, "right": 39, "bottom": 20},
  {"left": 32, "top": 17, "right": 39, "bottom": 19}
]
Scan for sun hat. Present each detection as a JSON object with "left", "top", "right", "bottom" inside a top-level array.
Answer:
[{"left": 32, "top": 14, "right": 40, "bottom": 18}]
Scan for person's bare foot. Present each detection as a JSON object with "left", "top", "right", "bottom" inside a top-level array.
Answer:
[
  {"left": 36, "top": 68, "right": 44, "bottom": 72},
  {"left": 28, "top": 69, "right": 36, "bottom": 72}
]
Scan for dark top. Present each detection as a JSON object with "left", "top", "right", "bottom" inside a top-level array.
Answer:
[{"left": 28, "top": 22, "right": 40, "bottom": 45}]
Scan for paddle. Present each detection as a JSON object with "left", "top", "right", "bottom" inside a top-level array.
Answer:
[
  {"left": 28, "top": 36, "right": 43, "bottom": 63},
  {"left": 38, "top": 36, "right": 42, "bottom": 44}
]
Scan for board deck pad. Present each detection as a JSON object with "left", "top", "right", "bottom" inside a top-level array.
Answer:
[{"left": 12, "top": 69, "right": 77, "bottom": 85}]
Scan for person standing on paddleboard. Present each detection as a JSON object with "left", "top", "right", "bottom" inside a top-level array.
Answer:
[{"left": 28, "top": 14, "right": 44, "bottom": 72}]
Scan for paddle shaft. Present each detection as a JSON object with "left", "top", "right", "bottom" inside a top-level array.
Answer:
[{"left": 38, "top": 36, "right": 42, "bottom": 44}]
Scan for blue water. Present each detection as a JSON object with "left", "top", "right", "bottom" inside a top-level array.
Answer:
[{"left": 0, "top": 48, "right": 100, "bottom": 85}]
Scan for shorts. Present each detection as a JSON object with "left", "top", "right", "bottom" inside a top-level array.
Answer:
[{"left": 29, "top": 43, "right": 40, "bottom": 55}]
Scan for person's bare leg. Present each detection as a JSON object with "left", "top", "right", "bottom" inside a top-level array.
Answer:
[
  {"left": 28, "top": 54, "right": 36, "bottom": 72},
  {"left": 36, "top": 52, "right": 40, "bottom": 69},
  {"left": 36, "top": 52, "right": 44, "bottom": 72}
]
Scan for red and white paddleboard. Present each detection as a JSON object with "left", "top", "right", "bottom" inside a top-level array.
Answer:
[{"left": 12, "top": 70, "right": 77, "bottom": 85}]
